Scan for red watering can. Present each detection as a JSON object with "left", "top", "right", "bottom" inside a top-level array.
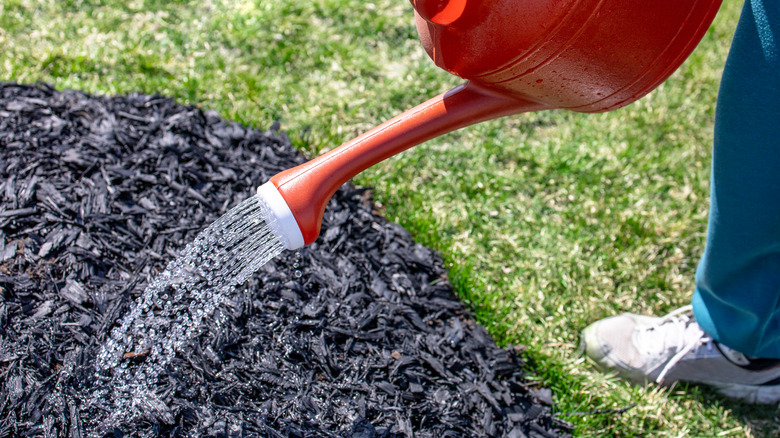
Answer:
[{"left": 258, "top": 0, "right": 722, "bottom": 249}]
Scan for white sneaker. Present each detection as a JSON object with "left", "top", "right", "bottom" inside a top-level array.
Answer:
[{"left": 581, "top": 305, "right": 780, "bottom": 404}]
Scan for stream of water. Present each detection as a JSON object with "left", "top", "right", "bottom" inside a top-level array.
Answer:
[{"left": 88, "top": 193, "right": 286, "bottom": 431}]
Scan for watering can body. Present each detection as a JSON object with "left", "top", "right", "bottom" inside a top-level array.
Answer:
[
  {"left": 413, "top": 0, "right": 721, "bottom": 112},
  {"left": 264, "top": 0, "right": 722, "bottom": 249}
]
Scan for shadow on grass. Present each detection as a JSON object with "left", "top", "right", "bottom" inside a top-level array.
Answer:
[{"left": 681, "top": 384, "right": 780, "bottom": 438}]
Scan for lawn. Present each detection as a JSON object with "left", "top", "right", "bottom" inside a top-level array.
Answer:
[{"left": 2, "top": 0, "right": 777, "bottom": 436}]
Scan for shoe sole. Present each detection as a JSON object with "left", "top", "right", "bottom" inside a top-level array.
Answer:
[{"left": 712, "top": 382, "right": 780, "bottom": 404}]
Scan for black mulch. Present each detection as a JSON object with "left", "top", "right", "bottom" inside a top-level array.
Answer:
[{"left": 0, "top": 82, "right": 573, "bottom": 437}]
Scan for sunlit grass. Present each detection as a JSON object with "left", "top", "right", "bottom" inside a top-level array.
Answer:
[{"left": 3, "top": 0, "right": 776, "bottom": 435}]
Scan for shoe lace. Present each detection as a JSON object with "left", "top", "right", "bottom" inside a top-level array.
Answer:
[{"left": 635, "top": 305, "right": 713, "bottom": 384}]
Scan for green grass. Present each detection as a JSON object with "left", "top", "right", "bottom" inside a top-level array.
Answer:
[{"left": 3, "top": 0, "right": 777, "bottom": 436}]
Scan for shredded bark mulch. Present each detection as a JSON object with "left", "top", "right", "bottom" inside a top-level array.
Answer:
[{"left": 0, "top": 82, "right": 573, "bottom": 437}]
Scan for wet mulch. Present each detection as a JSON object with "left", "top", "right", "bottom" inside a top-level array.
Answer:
[{"left": 0, "top": 82, "right": 573, "bottom": 437}]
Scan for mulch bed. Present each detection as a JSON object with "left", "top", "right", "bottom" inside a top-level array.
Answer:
[{"left": 0, "top": 82, "right": 573, "bottom": 437}]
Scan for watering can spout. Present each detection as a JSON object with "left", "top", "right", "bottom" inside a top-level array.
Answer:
[{"left": 263, "top": 83, "right": 549, "bottom": 249}]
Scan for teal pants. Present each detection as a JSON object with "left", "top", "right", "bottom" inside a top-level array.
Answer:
[{"left": 692, "top": 0, "right": 780, "bottom": 359}]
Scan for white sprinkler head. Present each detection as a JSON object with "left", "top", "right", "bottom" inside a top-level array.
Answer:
[{"left": 256, "top": 182, "right": 305, "bottom": 250}]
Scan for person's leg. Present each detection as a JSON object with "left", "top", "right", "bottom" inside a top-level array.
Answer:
[
  {"left": 581, "top": 0, "right": 780, "bottom": 402},
  {"left": 692, "top": 0, "right": 780, "bottom": 359}
]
